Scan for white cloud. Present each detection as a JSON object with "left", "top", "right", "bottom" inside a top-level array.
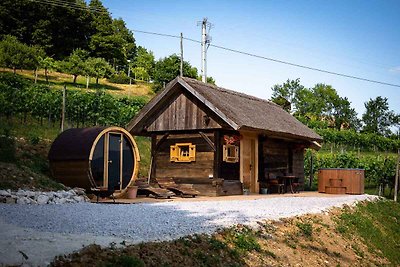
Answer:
[{"left": 389, "top": 66, "right": 400, "bottom": 74}]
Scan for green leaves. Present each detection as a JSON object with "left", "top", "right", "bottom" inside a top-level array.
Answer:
[
  {"left": 362, "top": 96, "right": 397, "bottom": 136},
  {"left": 0, "top": 73, "right": 148, "bottom": 127}
]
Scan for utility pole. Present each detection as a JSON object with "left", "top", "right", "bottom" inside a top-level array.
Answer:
[
  {"left": 395, "top": 149, "right": 399, "bottom": 202},
  {"left": 198, "top": 18, "right": 213, "bottom": 83},
  {"left": 127, "top": 59, "right": 131, "bottom": 85},
  {"left": 180, "top": 32, "right": 183, "bottom": 77}
]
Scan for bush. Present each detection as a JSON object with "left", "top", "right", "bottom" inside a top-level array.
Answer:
[
  {"left": 108, "top": 72, "right": 132, "bottom": 84},
  {"left": 0, "top": 136, "right": 16, "bottom": 163},
  {"left": 304, "top": 150, "right": 397, "bottom": 187}
]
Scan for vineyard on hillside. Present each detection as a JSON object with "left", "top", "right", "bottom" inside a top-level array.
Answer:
[{"left": 0, "top": 72, "right": 148, "bottom": 128}]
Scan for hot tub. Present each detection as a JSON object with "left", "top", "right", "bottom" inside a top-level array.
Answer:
[{"left": 318, "top": 168, "right": 364, "bottom": 195}]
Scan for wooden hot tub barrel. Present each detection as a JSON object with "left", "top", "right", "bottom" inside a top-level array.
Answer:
[
  {"left": 318, "top": 168, "right": 364, "bottom": 195},
  {"left": 48, "top": 126, "right": 140, "bottom": 198}
]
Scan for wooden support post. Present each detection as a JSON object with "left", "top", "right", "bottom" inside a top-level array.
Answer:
[
  {"left": 199, "top": 131, "right": 216, "bottom": 151},
  {"left": 61, "top": 85, "right": 66, "bottom": 132},
  {"left": 309, "top": 152, "right": 314, "bottom": 189},
  {"left": 394, "top": 149, "right": 399, "bottom": 202}
]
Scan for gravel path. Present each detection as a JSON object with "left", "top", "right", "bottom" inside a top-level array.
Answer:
[{"left": 0, "top": 194, "right": 377, "bottom": 266}]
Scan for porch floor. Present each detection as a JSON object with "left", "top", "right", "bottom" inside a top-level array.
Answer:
[{"left": 92, "top": 191, "right": 357, "bottom": 204}]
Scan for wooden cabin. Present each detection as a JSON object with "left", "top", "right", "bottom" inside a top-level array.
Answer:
[
  {"left": 128, "top": 77, "right": 322, "bottom": 196},
  {"left": 48, "top": 127, "right": 140, "bottom": 198}
]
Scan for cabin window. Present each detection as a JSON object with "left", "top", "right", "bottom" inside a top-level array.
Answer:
[
  {"left": 170, "top": 143, "right": 196, "bottom": 162},
  {"left": 223, "top": 144, "right": 239, "bottom": 163}
]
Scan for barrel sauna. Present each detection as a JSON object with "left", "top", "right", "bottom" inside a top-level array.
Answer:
[
  {"left": 318, "top": 168, "right": 364, "bottom": 195},
  {"left": 48, "top": 127, "right": 140, "bottom": 198}
]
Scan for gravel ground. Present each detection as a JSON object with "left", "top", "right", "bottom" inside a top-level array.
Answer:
[{"left": 0, "top": 194, "right": 378, "bottom": 266}]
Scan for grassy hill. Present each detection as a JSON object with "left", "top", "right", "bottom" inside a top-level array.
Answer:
[
  {"left": 50, "top": 200, "right": 400, "bottom": 267},
  {"left": 2, "top": 68, "right": 154, "bottom": 97},
  {"left": 0, "top": 69, "right": 153, "bottom": 183}
]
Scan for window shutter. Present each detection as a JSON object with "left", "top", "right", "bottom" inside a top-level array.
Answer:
[
  {"left": 223, "top": 145, "right": 228, "bottom": 161},
  {"left": 170, "top": 145, "right": 178, "bottom": 162},
  {"left": 189, "top": 144, "right": 196, "bottom": 161},
  {"left": 235, "top": 146, "right": 239, "bottom": 162}
]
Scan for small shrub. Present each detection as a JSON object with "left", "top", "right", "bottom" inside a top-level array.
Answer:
[
  {"left": 105, "top": 255, "right": 144, "bottom": 267},
  {"left": 232, "top": 227, "right": 261, "bottom": 252},
  {"left": 108, "top": 72, "right": 132, "bottom": 84},
  {"left": 209, "top": 237, "right": 227, "bottom": 250},
  {"left": 296, "top": 221, "right": 313, "bottom": 238},
  {"left": 28, "top": 133, "right": 40, "bottom": 145},
  {"left": 0, "top": 136, "right": 16, "bottom": 162}
]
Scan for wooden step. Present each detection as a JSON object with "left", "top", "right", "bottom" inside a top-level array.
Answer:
[{"left": 325, "top": 186, "right": 346, "bottom": 194}]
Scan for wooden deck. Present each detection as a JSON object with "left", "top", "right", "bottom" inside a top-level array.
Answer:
[{"left": 91, "top": 191, "right": 353, "bottom": 204}]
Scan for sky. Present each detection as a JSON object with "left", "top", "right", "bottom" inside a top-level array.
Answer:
[{"left": 103, "top": 0, "right": 400, "bottom": 117}]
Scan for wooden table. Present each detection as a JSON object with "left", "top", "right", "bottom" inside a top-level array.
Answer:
[{"left": 278, "top": 175, "right": 297, "bottom": 193}]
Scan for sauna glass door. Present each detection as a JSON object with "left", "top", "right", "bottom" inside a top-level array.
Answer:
[{"left": 108, "top": 133, "right": 121, "bottom": 190}]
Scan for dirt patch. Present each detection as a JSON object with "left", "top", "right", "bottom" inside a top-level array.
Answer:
[
  {"left": 49, "top": 206, "right": 389, "bottom": 267},
  {"left": 0, "top": 138, "right": 64, "bottom": 191}
]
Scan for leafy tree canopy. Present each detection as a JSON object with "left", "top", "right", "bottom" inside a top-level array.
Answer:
[
  {"left": 153, "top": 54, "right": 198, "bottom": 92},
  {"left": 362, "top": 96, "right": 397, "bottom": 136}
]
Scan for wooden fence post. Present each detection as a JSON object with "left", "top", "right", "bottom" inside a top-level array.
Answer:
[
  {"left": 309, "top": 152, "right": 314, "bottom": 189},
  {"left": 61, "top": 85, "right": 66, "bottom": 132},
  {"left": 394, "top": 149, "right": 399, "bottom": 202}
]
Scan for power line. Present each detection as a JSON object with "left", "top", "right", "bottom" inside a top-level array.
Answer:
[
  {"left": 29, "top": 0, "right": 400, "bottom": 88},
  {"left": 133, "top": 30, "right": 400, "bottom": 88},
  {"left": 29, "top": 0, "right": 107, "bottom": 13}
]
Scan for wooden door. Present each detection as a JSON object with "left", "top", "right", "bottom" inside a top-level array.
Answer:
[
  {"left": 107, "top": 133, "right": 122, "bottom": 190},
  {"left": 241, "top": 136, "right": 258, "bottom": 193}
]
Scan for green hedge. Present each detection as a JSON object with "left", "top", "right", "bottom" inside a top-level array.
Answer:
[
  {"left": 316, "top": 129, "right": 400, "bottom": 152},
  {"left": 305, "top": 150, "right": 397, "bottom": 188}
]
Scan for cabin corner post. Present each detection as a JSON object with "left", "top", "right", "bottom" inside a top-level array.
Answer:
[
  {"left": 213, "top": 130, "right": 221, "bottom": 180},
  {"left": 150, "top": 134, "right": 157, "bottom": 182}
]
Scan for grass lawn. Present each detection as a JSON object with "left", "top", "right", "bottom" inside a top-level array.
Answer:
[{"left": 1, "top": 68, "right": 154, "bottom": 98}]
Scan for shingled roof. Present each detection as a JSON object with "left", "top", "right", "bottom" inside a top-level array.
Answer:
[{"left": 127, "top": 77, "right": 322, "bottom": 142}]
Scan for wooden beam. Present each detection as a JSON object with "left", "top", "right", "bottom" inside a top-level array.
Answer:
[
  {"left": 154, "top": 132, "right": 170, "bottom": 155},
  {"left": 199, "top": 131, "right": 216, "bottom": 151}
]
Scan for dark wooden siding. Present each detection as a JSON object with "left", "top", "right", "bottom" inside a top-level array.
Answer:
[
  {"left": 292, "top": 149, "right": 305, "bottom": 183},
  {"left": 260, "top": 137, "right": 305, "bottom": 183},
  {"left": 147, "top": 92, "right": 222, "bottom": 132},
  {"left": 216, "top": 130, "right": 240, "bottom": 180},
  {"left": 154, "top": 133, "right": 215, "bottom": 182}
]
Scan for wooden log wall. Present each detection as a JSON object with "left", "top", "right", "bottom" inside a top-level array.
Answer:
[
  {"left": 147, "top": 91, "right": 222, "bottom": 132},
  {"left": 292, "top": 149, "right": 305, "bottom": 184},
  {"left": 261, "top": 138, "right": 305, "bottom": 183},
  {"left": 153, "top": 133, "right": 217, "bottom": 195},
  {"left": 262, "top": 138, "right": 289, "bottom": 179}
]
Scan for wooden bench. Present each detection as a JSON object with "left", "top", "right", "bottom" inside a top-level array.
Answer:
[{"left": 156, "top": 177, "right": 200, "bottom": 197}]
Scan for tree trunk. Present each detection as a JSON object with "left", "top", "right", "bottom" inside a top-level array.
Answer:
[
  {"left": 45, "top": 68, "right": 49, "bottom": 83},
  {"left": 96, "top": 77, "right": 99, "bottom": 84},
  {"left": 34, "top": 68, "right": 38, "bottom": 83},
  {"left": 73, "top": 75, "right": 77, "bottom": 84},
  {"left": 13, "top": 67, "right": 16, "bottom": 74}
]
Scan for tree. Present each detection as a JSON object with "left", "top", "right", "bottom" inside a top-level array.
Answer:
[
  {"left": 0, "top": 35, "right": 40, "bottom": 73},
  {"left": 85, "top": 57, "right": 114, "bottom": 84},
  {"left": 270, "top": 78, "right": 304, "bottom": 112},
  {"left": 88, "top": 0, "right": 136, "bottom": 68},
  {"left": 133, "top": 46, "right": 154, "bottom": 78},
  {"left": 153, "top": 54, "right": 198, "bottom": 92},
  {"left": 61, "top": 49, "right": 89, "bottom": 83},
  {"left": 362, "top": 96, "right": 396, "bottom": 136},
  {"left": 39, "top": 56, "right": 55, "bottom": 83},
  {"left": 270, "top": 80, "right": 359, "bottom": 130},
  {"left": 0, "top": 0, "right": 93, "bottom": 59}
]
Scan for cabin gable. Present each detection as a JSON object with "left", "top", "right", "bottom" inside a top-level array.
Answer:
[{"left": 146, "top": 89, "right": 225, "bottom": 132}]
